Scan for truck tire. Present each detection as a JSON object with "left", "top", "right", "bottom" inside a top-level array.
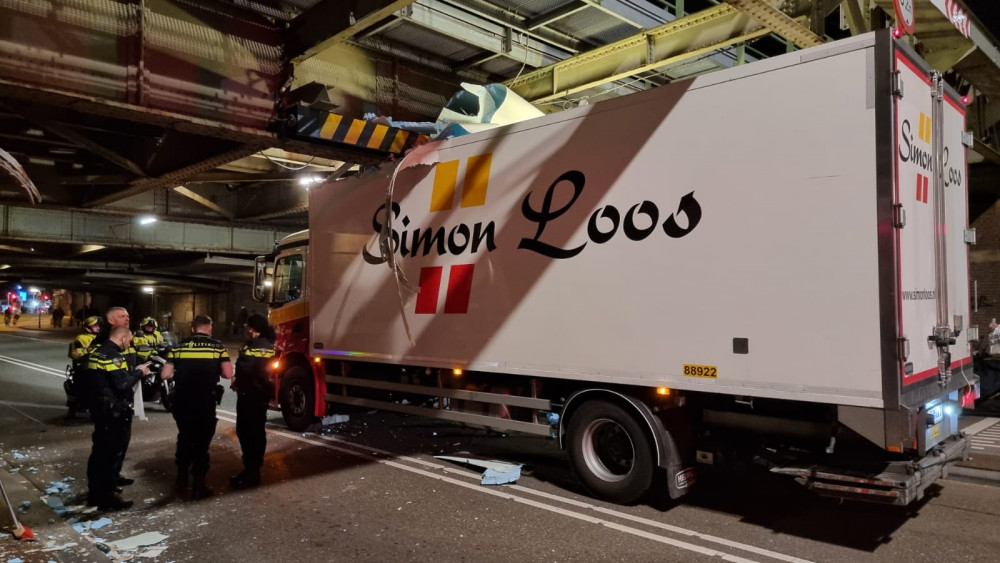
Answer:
[
  {"left": 567, "top": 400, "right": 655, "bottom": 504},
  {"left": 280, "top": 367, "right": 317, "bottom": 431}
]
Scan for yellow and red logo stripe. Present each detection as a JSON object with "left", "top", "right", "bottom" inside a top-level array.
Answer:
[{"left": 416, "top": 154, "right": 492, "bottom": 315}]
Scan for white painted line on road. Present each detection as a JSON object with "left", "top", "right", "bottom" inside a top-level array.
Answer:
[
  {"left": 0, "top": 401, "right": 66, "bottom": 411},
  {"left": 0, "top": 401, "right": 44, "bottom": 425},
  {"left": 217, "top": 412, "right": 812, "bottom": 563},
  {"left": 973, "top": 446, "right": 986, "bottom": 450},
  {"left": 0, "top": 354, "right": 67, "bottom": 379},
  {"left": 214, "top": 415, "right": 764, "bottom": 563},
  {"left": 963, "top": 418, "right": 1000, "bottom": 436},
  {"left": 0, "top": 333, "right": 67, "bottom": 344}
]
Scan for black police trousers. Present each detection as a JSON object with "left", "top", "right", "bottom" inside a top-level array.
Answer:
[
  {"left": 236, "top": 391, "right": 268, "bottom": 470},
  {"left": 87, "top": 409, "right": 132, "bottom": 499},
  {"left": 172, "top": 412, "right": 217, "bottom": 478}
]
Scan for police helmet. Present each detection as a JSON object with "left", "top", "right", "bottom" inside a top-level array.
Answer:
[
  {"left": 142, "top": 317, "right": 158, "bottom": 331},
  {"left": 84, "top": 316, "right": 101, "bottom": 332}
]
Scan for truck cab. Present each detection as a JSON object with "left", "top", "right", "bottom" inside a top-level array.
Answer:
[{"left": 253, "top": 230, "right": 324, "bottom": 429}]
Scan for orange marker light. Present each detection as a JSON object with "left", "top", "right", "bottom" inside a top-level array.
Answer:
[
  {"left": 453, "top": 368, "right": 463, "bottom": 376},
  {"left": 656, "top": 387, "right": 671, "bottom": 396},
  {"left": 314, "top": 357, "right": 322, "bottom": 364},
  {"left": 272, "top": 360, "right": 280, "bottom": 370}
]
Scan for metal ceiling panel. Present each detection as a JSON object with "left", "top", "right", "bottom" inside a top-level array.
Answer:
[
  {"left": 379, "top": 20, "right": 477, "bottom": 60},
  {"left": 549, "top": 6, "right": 640, "bottom": 44}
]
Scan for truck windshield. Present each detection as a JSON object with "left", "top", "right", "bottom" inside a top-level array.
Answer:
[{"left": 272, "top": 254, "right": 304, "bottom": 304}]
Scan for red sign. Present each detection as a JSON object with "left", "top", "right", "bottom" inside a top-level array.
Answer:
[{"left": 893, "top": 0, "right": 916, "bottom": 35}]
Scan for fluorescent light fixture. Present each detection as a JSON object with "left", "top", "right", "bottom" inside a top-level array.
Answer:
[
  {"left": 138, "top": 215, "right": 157, "bottom": 225},
  {"left": 0, "top": 264, "right": 9, "bottom": 270},
  {"left": 263, "top": 280, "right": 273, "bottom": 287},
  {"left": 298, "top": 174, "right": 324, "bottom": 188},
  {"left": 142, "top": 286, "right": 154, "bottom": 294},
  {"left": 79, "top": 244, "right": 105, "bottom": 254}
]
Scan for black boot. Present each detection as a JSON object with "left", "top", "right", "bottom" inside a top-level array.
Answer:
[
  {"left": 191, "top": 476, "right": 213, "bottom": 500},
  {"left": 230, "top": 469, "right": 261, "bottom": 489},
  {"left": 175, "top": 471, "right": 189, "bottom": 490},
  {"left": 96, "top": 494, "right": 133, "bottom": 511}
]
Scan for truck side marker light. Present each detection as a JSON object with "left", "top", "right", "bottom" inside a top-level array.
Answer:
[
  {"left": 656, "top": 387, "right": 671, "bottom": 396},
  {"left": 272, "top": 360, "right": 281, "bottom": 370},
  {"left": 314, "top": 357, "right": 322, "bottom": 364},
  {"left": 453, "top": 368, "right": 463, "bottom": 376}
]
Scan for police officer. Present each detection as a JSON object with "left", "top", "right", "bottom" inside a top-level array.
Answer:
[
  {"left": 66, "top": 315, "right": 102, "bottom": 416},
  {"left": 134, "top": 317, "right": 165, "bottom": 363},
  {"left": 230, "top": 314, "right": 275, "bottom": 489},
  {"left": 88, "top": 306, "right": 140, "bottom": 489},
  {"left": 86, "top": 327, "right": 151, "bottom": 510},
  {"left": 161, "top": 315, "right": 233, "bottom": 499}
]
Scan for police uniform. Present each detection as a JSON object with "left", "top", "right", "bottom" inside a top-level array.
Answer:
[
  {"left": 134, "top": 319, "right": 165, "bottom": 362},
  {"left": 167, "top": 332, "right": 231, "bottom": 491},
  {"left": 88, "top": 325, "right": 139, "bottom": 481},
  {"left": 232, "top": 334, "right": 274, "bottom": 487},
  {"left": 67, "top": 320, "right": 99, "bottom": 414},
  {"left": 85, "top": 339, "right": 142, "bottom": 508}
]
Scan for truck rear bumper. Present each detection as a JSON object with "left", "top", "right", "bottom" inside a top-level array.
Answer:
[{"left": 771, "top": 434, "right": 970, "bottom": 505}]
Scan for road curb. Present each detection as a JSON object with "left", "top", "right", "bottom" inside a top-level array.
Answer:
[{"left": 0, "top": 461, "right": 108, "bottom": 562}]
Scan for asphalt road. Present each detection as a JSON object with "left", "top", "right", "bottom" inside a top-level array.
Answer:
[{"left": 2, "top": 327, "right": 1000, "bottom": 562}]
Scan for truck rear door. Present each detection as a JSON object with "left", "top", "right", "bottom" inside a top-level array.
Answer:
[{"left": 894, "top": 46, "right": 971, "bottom": 394}]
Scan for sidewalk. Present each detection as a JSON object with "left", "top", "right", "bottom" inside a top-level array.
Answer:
[{"left": 0, "top": 461, "right": 107, "bottom": 562}]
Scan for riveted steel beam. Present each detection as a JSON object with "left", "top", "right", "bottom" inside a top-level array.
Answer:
[
  {"left": 172, "top": 185, "right": 235, "bottom": 220},
  {"left": 723, "top": 0, "right": 824, "bottom": 49},
  {"left": 0, "top": 203, "right": 285, "bottom": 255},
  {"left": 286, "top": 0, "right": 419, "bottom": 63},
  {"left": 87, "top": 143, "right": 268, "bottom": 208},
  {"left": 506, "top": 4, "right": 771, "bottom": 104}
]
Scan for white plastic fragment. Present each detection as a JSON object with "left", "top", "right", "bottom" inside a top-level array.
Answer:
[{"left": 110, "top": 532, "right": 168, "bottom": 551}]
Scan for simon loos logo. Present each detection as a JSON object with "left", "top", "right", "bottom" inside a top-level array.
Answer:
[{"left": 363, "top": 153, "right": 702, "bottom": 315}]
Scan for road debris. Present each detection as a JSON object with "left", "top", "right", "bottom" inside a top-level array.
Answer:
[
  {"left": 110, "top": 532, "right": 168, "bottom": 551},
  {"left": 435, "top": 456, "right": 522, "bottom": 485}
]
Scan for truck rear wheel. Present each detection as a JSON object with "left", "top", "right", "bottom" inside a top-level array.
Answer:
[
  {"left": 280, "top": 367, "right": 316, "bottom": 431},
  {"left": 567, "top": 400, "right": 655, "bottom": 504}
]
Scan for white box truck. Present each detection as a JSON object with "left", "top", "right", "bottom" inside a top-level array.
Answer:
[{"left": 254, "top": 30, "right": 979, "bottom": 505}]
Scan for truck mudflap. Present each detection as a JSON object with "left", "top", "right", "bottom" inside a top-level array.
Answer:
[{"left": 770, "top": 434, "right": 970, "bottom": 505}]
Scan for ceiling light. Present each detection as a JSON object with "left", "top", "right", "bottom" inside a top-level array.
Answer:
[
  {"left": 138, "top": 215, "right": 157, "bottom": 225},
  {"left": 0, "top": 265, "right": 9, "bottom": 270},
  {"left": 298, "top": 174, "right": 324, "bottom": 188},
  {"left": 142, "top": 286, "right": 154, "bottom": 294}
]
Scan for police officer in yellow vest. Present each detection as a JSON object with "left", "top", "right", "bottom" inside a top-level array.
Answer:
[
  {"left": 161, "top": 315, "right": 233, "bottom": 499},
  {"left": 134, "top": 317, "right": 165, "bottom": 362},
  {"left": 86, "top": 327, "right": 151, "bottom": 510},
  {"left": 66, "top": 315, "right": 101, "bottom": 416},
  {"left": 230, "top": 314, "right": 275, "bottom": 489}
]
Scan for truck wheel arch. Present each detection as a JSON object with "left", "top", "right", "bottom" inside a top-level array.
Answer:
[{"left": 561, "top": 389, "right": 686, "bottom": 474}]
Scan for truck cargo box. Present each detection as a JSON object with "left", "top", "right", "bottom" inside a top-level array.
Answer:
[{"left": 302, "top": 32, "right": 975, "bottom": 472}]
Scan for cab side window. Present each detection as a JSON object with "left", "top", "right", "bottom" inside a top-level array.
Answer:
[{"left": 272, "top": 254, "right": 304, "bottom": 304}]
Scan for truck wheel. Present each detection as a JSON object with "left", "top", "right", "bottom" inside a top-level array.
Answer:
[
  {"left": 280, "top": 367, "right": 316, "bottom": 431},
  {"left": 567, "top": 400, "right": 655, "bottom": 504}
]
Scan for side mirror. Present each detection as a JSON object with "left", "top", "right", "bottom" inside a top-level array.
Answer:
[{"left": 253, "top": 255, "right": 274, "bottom": 302}]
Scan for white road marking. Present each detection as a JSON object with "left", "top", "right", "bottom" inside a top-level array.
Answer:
[
  {"left": 0, "top": 401, "right": 44, "bottom": 424},
  {"left": 0, "top": 354, "right": 67, "bottom": 379},
  {"left": 0, "top": 401, "right": 66, "bottom": 411},
  {"left": 0, "top": 333, "right": 67, "bottom": 344},
  {"left": 963, "top": 418, "right": 1000, "bottom": 436},
  {"left": 216, "top": 412, "right": 813, "bottom": 563}
]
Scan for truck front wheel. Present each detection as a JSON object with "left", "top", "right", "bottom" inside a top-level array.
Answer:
[
  {"left": 280, "top": 367, "right": 317, "bottom": 431},
  {"left": 567, "top": 400, "right": 655, "bottom": 504}
]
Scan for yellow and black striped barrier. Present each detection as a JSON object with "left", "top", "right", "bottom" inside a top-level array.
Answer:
[{"left": 293, "top": 105, "right": 428, "bottom": 156}]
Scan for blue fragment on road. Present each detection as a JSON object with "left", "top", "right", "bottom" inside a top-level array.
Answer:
[{"left": 91, "top": 517, "right": 113, "bottom": 530}]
